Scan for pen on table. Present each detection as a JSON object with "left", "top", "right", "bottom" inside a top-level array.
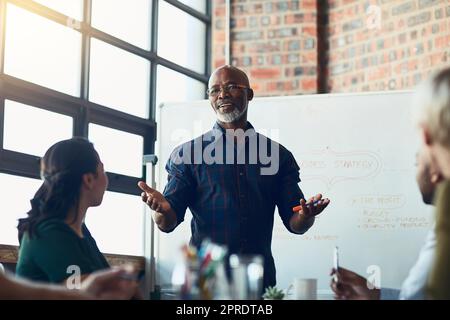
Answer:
[{"left": 292, "top": 199, "right": 322, "bottom": 212}]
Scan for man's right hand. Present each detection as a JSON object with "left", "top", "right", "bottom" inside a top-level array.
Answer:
[
  {"left": 81, "top": 267, "right": 139, "bottom": 300},
  {"left": 137, "top": 181, "right": 177, "bottom": 231},
  {"left": 138, "top": 181, "right": 171, "bottom": 213},
  {"left": 330, "top": 267, "right": 380, "bottom": 300}
]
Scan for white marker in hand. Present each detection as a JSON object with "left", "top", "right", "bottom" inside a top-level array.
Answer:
[{"left": 333, "top": 246, "right": 339, "bottom": 282}]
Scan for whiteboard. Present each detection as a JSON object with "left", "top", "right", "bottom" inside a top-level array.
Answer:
[{"left": 155, "top": 91, "right": 434, "bottom": 292}]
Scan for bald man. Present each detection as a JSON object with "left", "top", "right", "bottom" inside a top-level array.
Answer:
[{"left": 139, "top": 65, "right": 330, "bottom": 291}]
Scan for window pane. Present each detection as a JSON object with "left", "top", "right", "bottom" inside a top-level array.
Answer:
[
  {"left": 158, "top": 1, "right": 206, "bottom": 74},
  {"left": 33, "top": 0, "right": 83, "bottom": 21},
  {"left": 89, "top": 39, "right": 150, "bottom": 118},
  {"left": 156, "top": 65, "right": 205, "bottom": 107},
  {"left": 4, "top": 4, "right": 82, "bottom": 96},
  {"left": 89, "top": 124, "right": 143, "bottom": 177},
  {"left": 178, "top": 0, "right": 206, "bottom": 14},
  {"left": 91, "top": 0, "right": 151, "bottom": 50},
  {"left": 4, "top": 100, "right": 73, "bottom": 157},
  {"left": 85, "top": 191, "right": 144, "bottom": 256},
  {"left": 0, "top": 174, "right": 42, "bottom": 246}
]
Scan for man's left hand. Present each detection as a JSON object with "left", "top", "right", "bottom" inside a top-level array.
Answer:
[{"left": 296, "top": 194, "right": 330, "bottom": 218}]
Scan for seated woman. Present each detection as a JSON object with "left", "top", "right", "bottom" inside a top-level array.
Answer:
[{"left": 16, "top": 137, "right": 113, "bottom": 285}]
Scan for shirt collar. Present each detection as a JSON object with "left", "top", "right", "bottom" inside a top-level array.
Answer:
[{"left": 213, "top": 121, "right": 255, "bottom": 134}]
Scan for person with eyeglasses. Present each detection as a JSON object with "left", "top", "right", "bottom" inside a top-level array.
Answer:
[{"left": 138, "top": 65, "right": 330, "bottom": 291}]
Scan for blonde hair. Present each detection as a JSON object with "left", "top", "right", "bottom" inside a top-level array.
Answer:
[{"left": 414, "top": 67, "right": 450, "bottom": 147}]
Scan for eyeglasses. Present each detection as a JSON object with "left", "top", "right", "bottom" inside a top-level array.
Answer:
[{"left": 206, "top": 84, "right": 250, "bottom": 97}]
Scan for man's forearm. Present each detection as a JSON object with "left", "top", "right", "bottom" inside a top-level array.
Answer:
[
  {"left": 289, "top": 213, "right": 315, "bottom": 234},
  {"left": 0, "top": 274, "right": 87, "bottom": 300},
  {"left": 28, "top": 285, "right": 88, "bottom": 300}
]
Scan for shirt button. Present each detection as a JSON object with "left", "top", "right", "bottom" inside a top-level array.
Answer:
[
  {"left": 240, "top": 194, "right": 245, "bottom": 198},
  {"left": 239, "top": 172, "right": 244, "bottom": 176}
]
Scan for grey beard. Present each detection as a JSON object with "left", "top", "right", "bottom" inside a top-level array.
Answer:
[{"left": 216, "top": 105, "right": 247, "bottom": 123}]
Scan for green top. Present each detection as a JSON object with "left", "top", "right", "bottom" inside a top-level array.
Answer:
[{"left": 16, "top": 218, "right": 109, "bottom": 283}]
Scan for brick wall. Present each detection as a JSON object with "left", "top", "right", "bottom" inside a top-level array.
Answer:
[
  {"left": 211, "top": 0, "right": 450, "bottom": 95},
  {"left": 211, "top": 0, "right": 318, "bottom": 96},
  {"left": 328, "top": 0, "right": 450, "bottom": 92},
  {"left": 212, "top": 0, "right": 227, "bottom": 70}
]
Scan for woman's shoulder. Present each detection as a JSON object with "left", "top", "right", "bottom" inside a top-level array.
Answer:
[
  {"left": 25, "top": 218, "right": 77, "bottom": 243},
  {"left": 37, "top": 217, "right": 70, "bottom": 230}
]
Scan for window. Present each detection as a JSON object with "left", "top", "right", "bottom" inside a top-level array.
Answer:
[
  {"left": 178, "top": 0, "right": 206, "bottom": 14},
  {"left": 33, "top": 0, "right": 83, "bottom": 20},
  {"left": 89, "top": 39, "right": 150, "bottom": 118},
  {"left": 4, "top": 3, "right": 82, "bottom": 96},
  {"left": 91, "top": 0, "right": 152, "bottom": 50},
  {"left": 158, "top": 1, "right": 206, "bottom": 74},
  {"left": 3, "top": 100, "right": 73, "bottom": 157},
  {"left": 85, "top": 191, "right": 144, "bottom": 256},
  {"left": 156, "top": 65, "right": 206, "bottom": 108},
  {"left": 0, "top": 0, "right": 210, "bottom": 259},
  {"left": 89, "top": 124, "right": 144, "bottom": 177},
  {"left": 0, "top": 174, "right": 42, "bottom": 246}
]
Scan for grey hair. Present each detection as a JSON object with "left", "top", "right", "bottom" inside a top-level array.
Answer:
[{"left": 414, "top": 67, "right": 450, "bottom": 147}]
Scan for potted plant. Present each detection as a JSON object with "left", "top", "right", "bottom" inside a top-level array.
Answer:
[{"left": 262, "top": 286, "right": 285, "bottom": 300}]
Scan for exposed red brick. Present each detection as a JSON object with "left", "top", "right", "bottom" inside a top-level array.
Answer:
[
  {"left": 214, "top": 31, "right": 225, "bottom": 42},
  {"left": 302, "top": 52, "right": 317, "bottom": 63},
  {"left": 214, "top": 59, "right": 226, "bottom": 69},
  {"left": 266, "top": 82, "right": 278, "bottom": 92},
  {"left": 302, "top": 0, "right": 316, "bottom": 10},
  {"left": 250, "top": 68, "right": 281, "bottom": 79},
  {"left": 302, "top": 26, "right": 317, "bottom": 37},
  {"left": 212, "top": 0, "right": 449, "bottom": 95},
  {"left": 430, "top": 52, "right": 446, "bottom": 65},
  {"left": 250, "top": 82, "right": 262, "bottom": 92},
  {"left": 328, "top": 1, "right": 449, "bottom": 92},
  {"left": 214, "top": 7, "right": 225, "bottom": 17},
  {"left": 302, "top": 79, "right": 317, "bottom": 91},
  {"left": 235, "top": 18, "right": 247, "bottom": 28}
]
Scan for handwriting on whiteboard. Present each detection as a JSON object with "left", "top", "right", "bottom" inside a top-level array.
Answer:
[{"left": 297, "top": 148, "right": 382, "bottom": 189}]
